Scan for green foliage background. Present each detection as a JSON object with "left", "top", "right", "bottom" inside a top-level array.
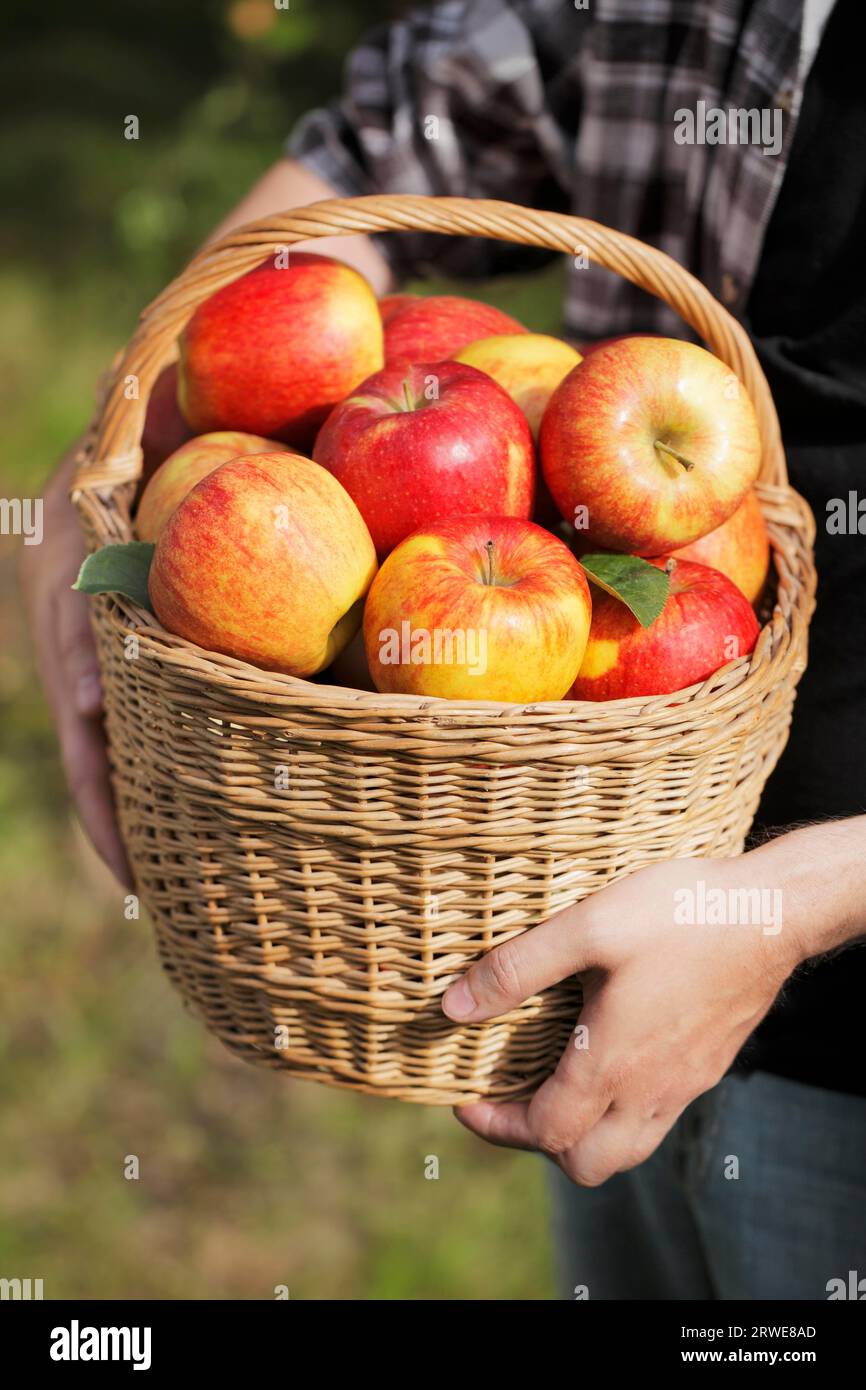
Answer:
[{"left": 0, "top": 0, "right": 565, "bottom": 1299}]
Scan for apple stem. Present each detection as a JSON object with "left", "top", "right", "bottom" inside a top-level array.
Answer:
[
  {"left": 654, "top": 440, "right": 697, "bottom": 472},
  {"left": 401, "top": 379, "right": 414, "bottom": 412},
  {"left": 665, "top": 557, "right": 677, "bottom": 576},
  {"left": 485, "top": 539, "right": 495, "bottom": 586}
]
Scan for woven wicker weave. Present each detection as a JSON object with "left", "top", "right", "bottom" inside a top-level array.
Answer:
[{"left": 72, "top": 196, "right": 816, "bottom": 1105}]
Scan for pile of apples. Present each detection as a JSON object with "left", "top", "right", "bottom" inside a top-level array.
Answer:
[{"left": 137, "top": 251, "right": 769, "bottom": 703}]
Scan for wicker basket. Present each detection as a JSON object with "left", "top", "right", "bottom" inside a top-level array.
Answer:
[{"left": 72, "top": 195, "right": 816, "bottom": 1105}]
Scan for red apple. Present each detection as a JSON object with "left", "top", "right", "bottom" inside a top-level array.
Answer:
[
  {"left": 363, "top": 515, "right": 592, "bottom": 702},
  {"left": 141, "top": 362, "right": 193, "bottom": 485},
  {"left": 149, "top": 451, "right": 377, "bottom": 677},
  {"left": 136, "top": 430, "right": 281, "bottom": 542},
  {"left": 577, "top": 332, "right": 661, "bottom": 359},
  {"left": 669, "top": 488, "right": 770, "bottom": 604},
  {"left": 455, "top": 333, "right": 582, "bottom": 438},
  {"left": 570, "top": 556, "right": 759, "bottom": 701},
  {"left": 313, "top": 360, "right": 536, "bottom": 559},
  {"left": 540, "top": 337, "right": 762, "bottom": 554},
  {"left": 383, "top": 294, "right": 527, "bottom": 365},
  {"left": 379, "top": 293, "right": 418, "bottom": 323},
  {"left": 177, "top": 253, "right": 384, "bottom": 450}
]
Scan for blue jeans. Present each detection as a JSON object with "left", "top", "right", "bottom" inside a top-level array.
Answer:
[{"left": 548, "top": 1070, "right": 866, "bottom": 1300}]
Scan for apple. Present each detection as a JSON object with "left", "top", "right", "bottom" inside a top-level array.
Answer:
[
  {"left": 668, "top": 488, "right": 770, "bottom": 604},
  {"left": 379, "top": 292, "right": 418, "bottom": 323},
  {"left": 177, "top": 253, "right": 384, "bottom": 451},
  {"left": 141, "top": 362, "right": 193, "bottom": 485},
  {"left": 136, "top": 430, "right": 281, "bottom": 542},
  {"left": 577, "top": 332, "right": 660, "bottom": 359},
  {"left": 149, "top": 451, "right": 377, "bottom": 677},
  {"left": 363, "top": 515, "right": 592, "bottom": 702},
  {"left": 570, "top": 556, "right": 759, "bottom": 701},
  {"left": 455, "top": 333, "right": 582, "bottom": 438},
  {"left": 313, "top": 360, "right": 536, "bottom": 559},
  {"left": 540, "top": 337, "right": 762, "bottom": 554},
  {"left": 383, "top": 294, "right": 527, "bottom": 365}
]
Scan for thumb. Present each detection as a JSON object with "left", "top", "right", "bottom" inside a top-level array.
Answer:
[{"left": 442, "top": 898, "right": 601, "bottom": 1023}]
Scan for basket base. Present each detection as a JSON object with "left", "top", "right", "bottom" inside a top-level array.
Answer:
[
  {"left": 157, "top": 938, "right": 582, "bottom": 1106},
  {"left": 213, "top": 1024, "right": 579, "bottom": 1106}
]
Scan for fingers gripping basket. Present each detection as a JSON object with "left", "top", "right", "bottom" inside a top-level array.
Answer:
[{"left": 72, "top": 196, "right": 816, "bottom": 1105}]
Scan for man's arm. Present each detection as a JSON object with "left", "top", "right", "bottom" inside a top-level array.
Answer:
[
  {"left": 443, "top": 818, "right": 866, "bottom": 1185},
  {"left": 20, "top": 159, "right": 387, "bottom": 884},
  {"left": 206, "top": 158, "right": 392, "bottom": 291}
]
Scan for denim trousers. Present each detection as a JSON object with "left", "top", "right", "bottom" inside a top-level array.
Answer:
[{"left": 548, "top": 1070, "right": 866, "bottom": 1300}]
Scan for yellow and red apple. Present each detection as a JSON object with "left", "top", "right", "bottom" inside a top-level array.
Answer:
[
  {"left": 177, "top": 253, "right": 383, "bottom": 451},
  {"left": 540, "top": 337, "right": 762, "bottom": 554},
  {"left": 570, "top": 556, "right": 759, "bottom": 701},
  {"left": 455, "top": 333, "right": 581, "bottom": 438},
  {"left": 149, "top": 451, "right": 377, "bottom": 677},
  {"left": 669, "top": 488, "right": 770, "bottom": 604},
  {"left": 136, "top": 430, "right": 281, "bottom": 542},
  {"left": 313, "top": 360, "right": 536, "bottom": 559},
  {"left": 577, "top": 332, "right": 661, "bottom": 359},
  {"left": 378, "top": 292, "right": 418, "bottom": 323},
  {"left": 363, "top": 515, "right": 592, "bottom": 702},
  {"left": 383, "top": 294, "right": 527, "bottom": 365}
]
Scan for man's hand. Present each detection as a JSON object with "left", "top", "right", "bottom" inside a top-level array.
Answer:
[
  {"left": 20, "top": 443, "right": 133, "bottom": 886},
  {"left": 442, "top": 853, "right": 810, "bottom": 1186}
]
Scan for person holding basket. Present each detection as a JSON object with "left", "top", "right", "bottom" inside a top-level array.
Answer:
[{"left": 22, "top": 0, "right": 866, "bottom": 1300}]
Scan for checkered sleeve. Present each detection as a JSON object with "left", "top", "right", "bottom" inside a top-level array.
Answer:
[{"left": 286, "top": 0, "right": 576, "bottom": 280}]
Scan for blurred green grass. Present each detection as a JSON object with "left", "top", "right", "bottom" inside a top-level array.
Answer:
[{"left": 0, "top": 0, "right": 568, "bottom": 1299}]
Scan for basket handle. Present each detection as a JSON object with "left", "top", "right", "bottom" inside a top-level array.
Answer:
[{"left": 74, "top": 194, "right": 786, "bottom": 499}]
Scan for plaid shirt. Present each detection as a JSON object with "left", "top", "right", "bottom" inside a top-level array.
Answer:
[{"left": 287, "top": 0, "right": 823, "bottom": 340}]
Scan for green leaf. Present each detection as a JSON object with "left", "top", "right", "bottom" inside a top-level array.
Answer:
[
  {"left": 580, "top": 552, "right": 670, "bottom": 628},
  {"left": 73, "top": 542, "right": 155, "bottom": 612}
]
